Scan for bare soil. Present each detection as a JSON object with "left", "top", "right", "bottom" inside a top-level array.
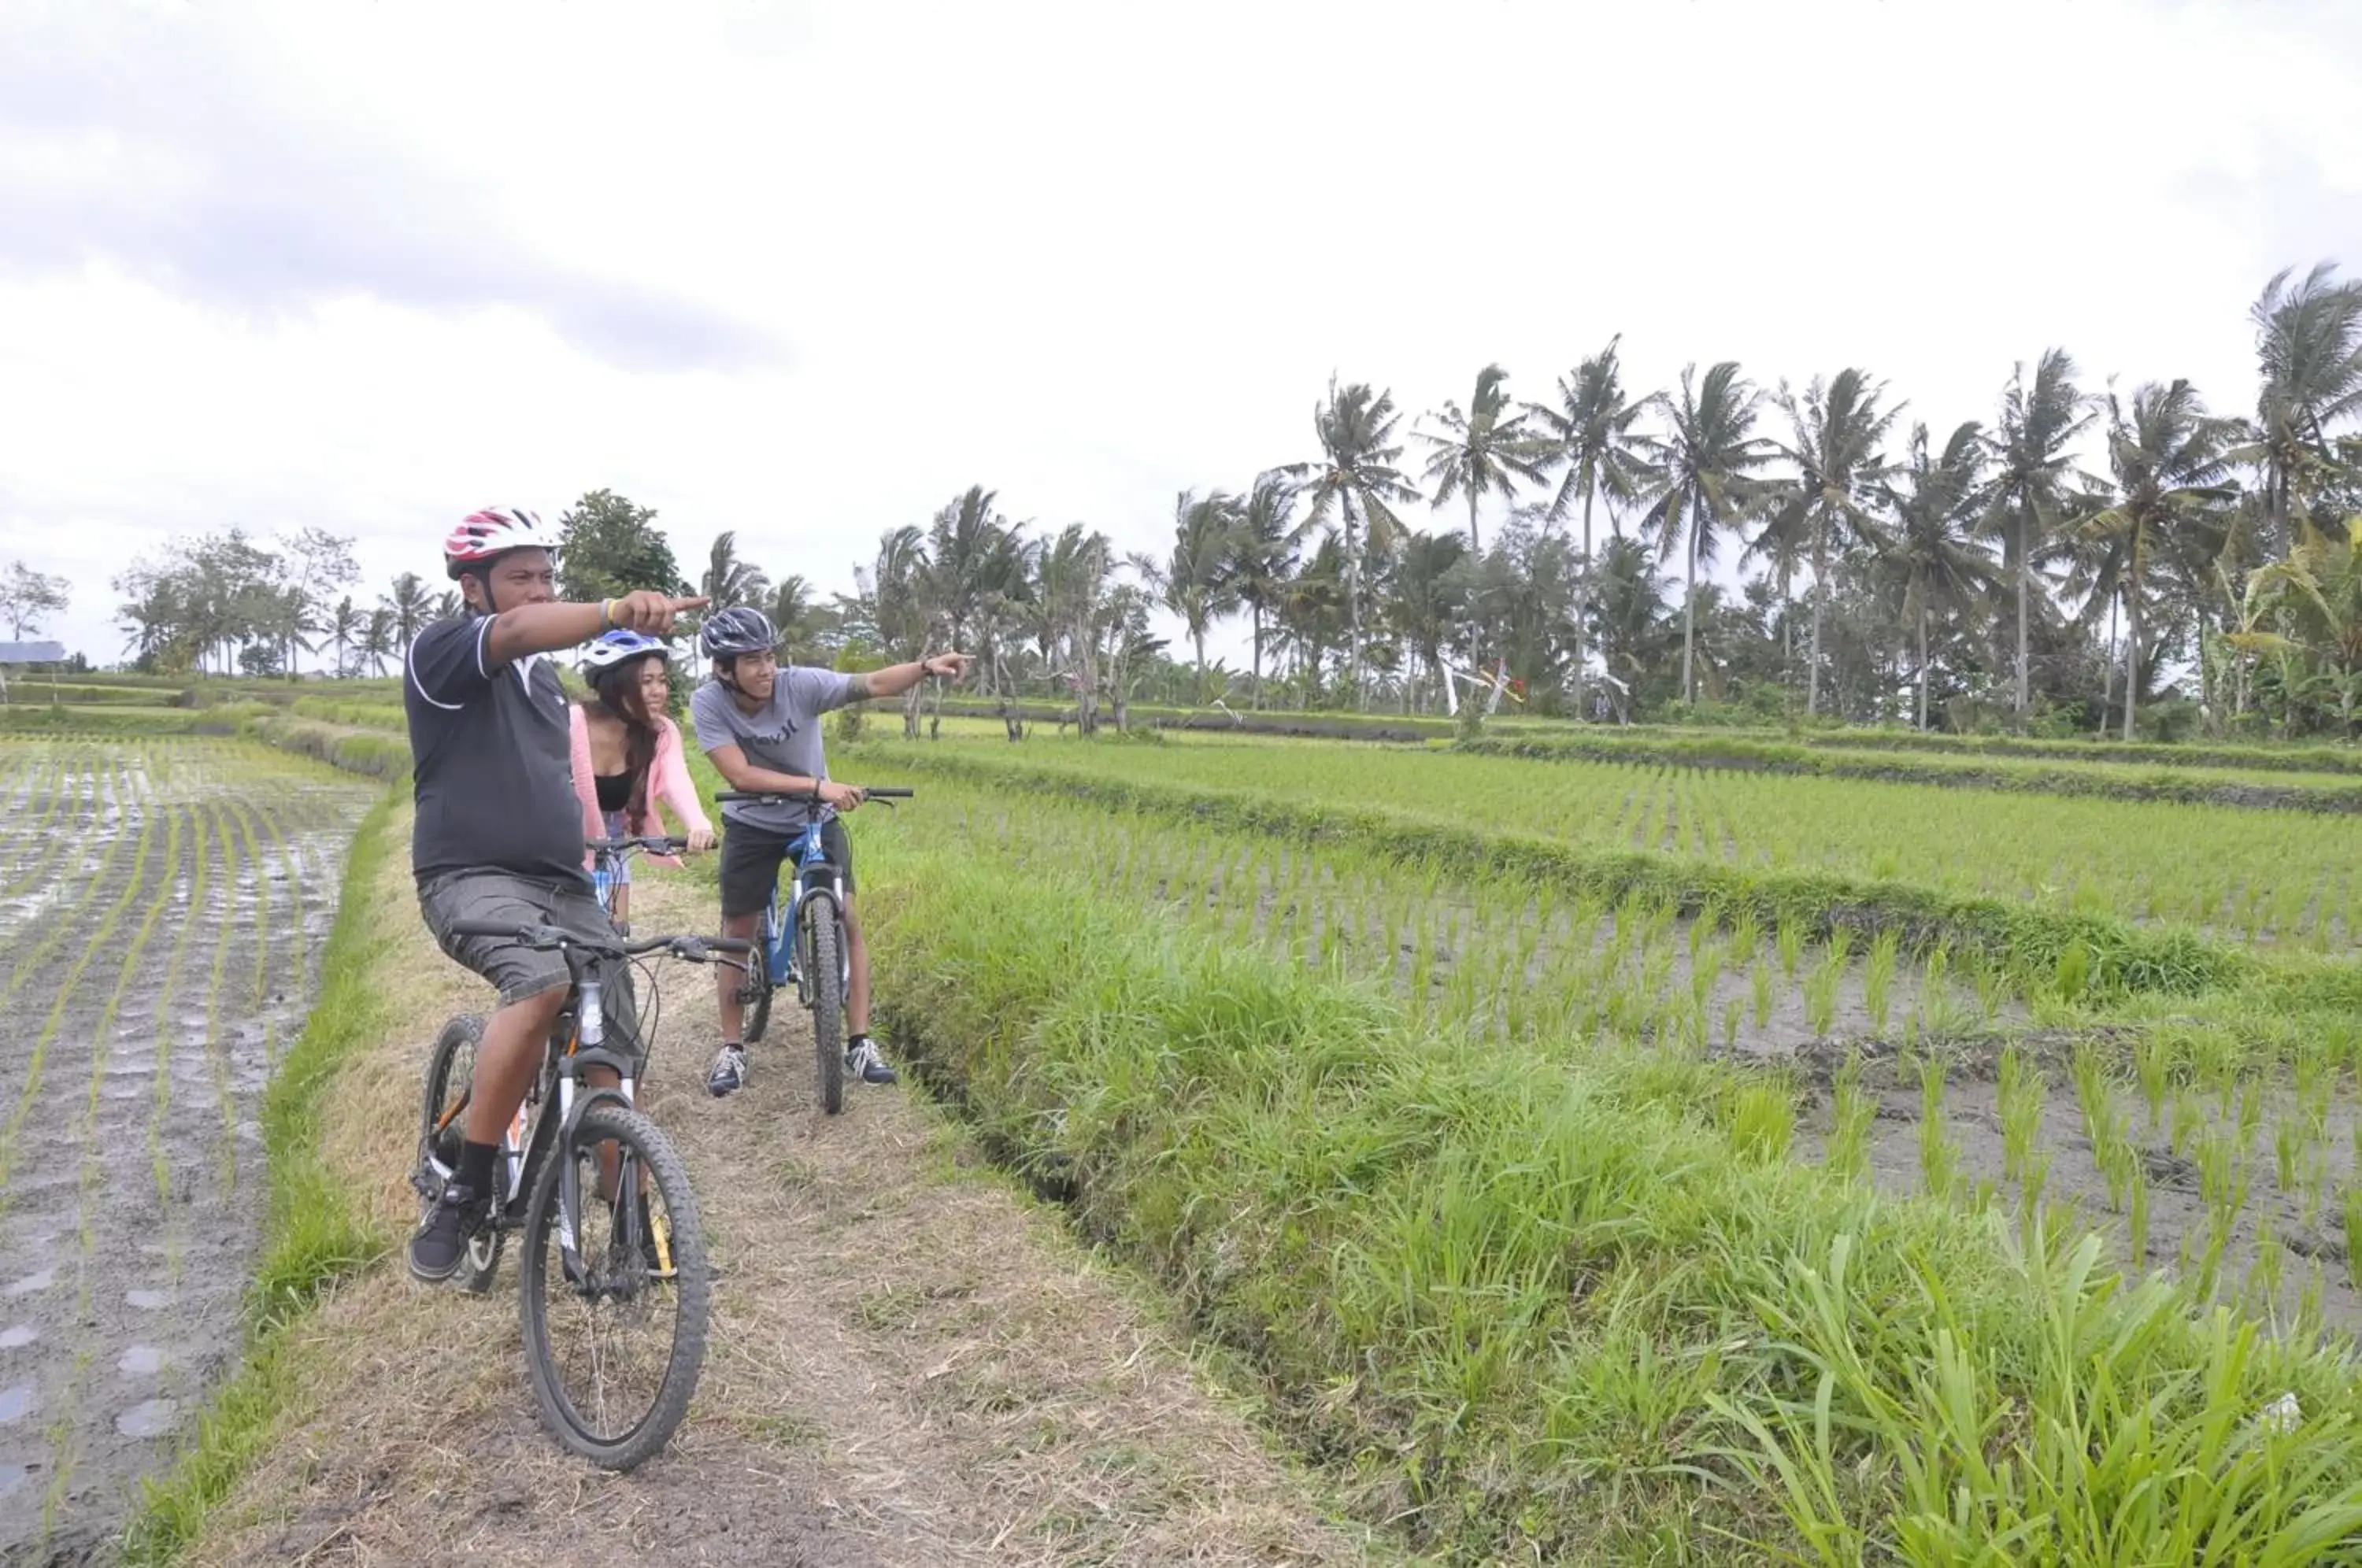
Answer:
[{"left": 173, "top": 831, "right": 1386, "bottom": 1567}]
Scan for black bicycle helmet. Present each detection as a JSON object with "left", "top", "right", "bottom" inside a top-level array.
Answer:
[{"left": 698, "top": 606, "right": 778, "bottom": 660}]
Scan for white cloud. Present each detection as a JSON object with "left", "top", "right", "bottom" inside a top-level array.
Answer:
[{"left": 5, "top": 0, "right": 2359, "bottom": 668}]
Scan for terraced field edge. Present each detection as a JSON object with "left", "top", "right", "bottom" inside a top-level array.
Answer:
[
  {"left": 1458, "top": 733, "right": 2362, "bottom": 812},
  {"left": 117, "top": 789, "right": 399, "bottom": 1566},
  {"left": 866, "top": 746, "right": 2253, "bottom": 1000}
]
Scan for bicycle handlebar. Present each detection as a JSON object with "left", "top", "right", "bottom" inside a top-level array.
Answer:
[
  {"left": 446, "top": 922, "right": 753, "bottom": 964},
  {"left": 586, "top": 834, "right": 693, "bottom": 854},
  {"left": 715, "top": 787, "right": 914, "bottom": 803}
]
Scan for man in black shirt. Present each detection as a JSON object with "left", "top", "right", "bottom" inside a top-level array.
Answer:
[{"left": 402, "top": 506, "right": 705, "bottom": 1281}]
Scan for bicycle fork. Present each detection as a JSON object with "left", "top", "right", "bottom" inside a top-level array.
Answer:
[{"left": 550, "top": 974, "right": 672, "bottom": 1288}]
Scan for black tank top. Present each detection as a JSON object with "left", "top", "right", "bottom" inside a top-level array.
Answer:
[{"left": 594, "top": 772, "right": 631, "bottom": 812}]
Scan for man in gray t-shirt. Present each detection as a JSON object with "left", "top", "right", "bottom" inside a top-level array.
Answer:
[{"left": 688, "top": 606, "right": 971, "bottom": 1097}]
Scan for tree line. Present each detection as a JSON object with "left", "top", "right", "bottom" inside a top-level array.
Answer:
[{"left": 90, "top": 258, "right": 2362, "bottom": 740}]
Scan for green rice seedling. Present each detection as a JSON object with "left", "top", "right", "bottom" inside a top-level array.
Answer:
[
  {"left": 1690, "top": 938, "right": 1728, "bottom": 1019},
  {"left": 1721, "top": 997, "right": 1742, "bottom": 1055},
  {"left": 2251, "top": 1215, "right": 2286, "bottom": 1315},
  {"left": 1825, "top": 1061, "right": 1874, "bottom": 1182},
  {"left": 2275, "top": 1116, "right": 2308, "bottom": 1198},
  {"left": 1728, "top": 908, "right": 1760, "bottom": 966},
  {"left": 1803, "top": 951, "right": 1843, "bottom": 1039},
  {"left": 1749, "top": 957, "right": 1775, "bottom": 1031},
  {"left": 2134, "top": 1034, "right": 2170, "bottom": 1128},
  {"left": 2345, "top": 1186, "right": 2362, "bottom": 1293},
  {"left": 1997, "top": 1046, "right": 2044, "bottom": 1184},
  {"left": 2073, "top": 1046, "right": 2127, "bottom": 1202},
  {"left": 1919, "top": 1055, "right": 1957, "bottom": 1200},
  {"left": 1776, "top": 916, "right": 1804, "bottom": 979},
  {"left": 1727, "top": 1082, "right": 1794, "bottom": 1163},
  {"left": 1864, "top": 930, "right": 1900, "bottom": 1034},
  {"left": 1972, "top": 958, "right": 2007, "bottom": 1026},
  {"left": 2126, "top": 1152, "right": 2150, "bottom": 1267}
]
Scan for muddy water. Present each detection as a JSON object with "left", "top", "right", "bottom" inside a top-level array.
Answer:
[{"left": 0, "top": 739, "right": 372, "bottom": 1565}]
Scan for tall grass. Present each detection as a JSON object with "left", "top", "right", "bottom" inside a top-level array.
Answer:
[{"left": 864, "top": 827, "right": 2362, "bottom": 1561}]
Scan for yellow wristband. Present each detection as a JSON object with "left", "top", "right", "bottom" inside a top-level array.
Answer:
[{"left": 600, "top": 597, "right": 616, "bottom": 631}]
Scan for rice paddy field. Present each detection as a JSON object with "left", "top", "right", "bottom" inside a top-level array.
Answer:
[
  {"left": 0, "top": 736, "right": 372, "bottom": 1563},
  {"left": 821, "top": 727, "right": 2362, "bottom": 1561}
]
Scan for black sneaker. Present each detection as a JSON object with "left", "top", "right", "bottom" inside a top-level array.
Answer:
[
  {"left": 409, "top": 1184, "right": 485, "bottom": 1282},
  {"left": 707, "top": 1045, "right": 748, "bottom": 1097},
  {"left": 846, "top": 1039, "right": 898, "bottom": 1085}
]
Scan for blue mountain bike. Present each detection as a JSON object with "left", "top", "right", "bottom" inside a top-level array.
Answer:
[{"left": 715, "top": 787, "right": 910, "bottom": 1115}]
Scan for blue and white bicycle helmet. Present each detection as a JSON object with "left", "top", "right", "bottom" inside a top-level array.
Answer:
[
  {"left": 698, "top": 606, "right": 777, "bottom": 660},
  {"left": 577, "top": 628, "right": 670, "bottom": 680}
]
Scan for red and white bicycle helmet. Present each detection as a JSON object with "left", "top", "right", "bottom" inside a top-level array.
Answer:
[{"left": 443, "top": 507, "right": 557, "bottom": 580}]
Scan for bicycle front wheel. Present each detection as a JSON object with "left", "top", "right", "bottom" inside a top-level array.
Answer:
[
  {"left": 804, "top": 904, "right": 844, "bottom": 1115},
  {"left": 518, "top": 1104, "right": 710, "bottom": 1470}
]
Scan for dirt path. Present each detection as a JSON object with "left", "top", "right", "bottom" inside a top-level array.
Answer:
[{"left": 179, "top": 831, "right": 1388, "bottom": 1568}]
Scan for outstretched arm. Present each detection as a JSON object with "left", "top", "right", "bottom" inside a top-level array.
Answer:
[
  {"left": 483, "top": 590, "right": 708, "bottom": 668},
  {"left": 847, "top": 653, "right": 973, "bottom": 701}
]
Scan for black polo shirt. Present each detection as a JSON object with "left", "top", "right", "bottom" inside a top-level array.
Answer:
[{"left": 403, "top": 614, "right": 587, "bottom": 886}]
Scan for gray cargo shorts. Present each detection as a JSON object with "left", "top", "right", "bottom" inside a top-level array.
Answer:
[{"left": 416, "top": 874, "right": 639, "bottom": 1056}]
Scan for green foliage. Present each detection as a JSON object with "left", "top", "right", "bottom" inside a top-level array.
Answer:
[
  {"left": 864, "top": 828, "right": 2362, "bottom": 1561},
  {"left": 554, "top": 488, "right": 687, "bottom": 602}
]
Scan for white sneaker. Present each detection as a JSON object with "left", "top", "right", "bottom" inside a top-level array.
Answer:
[
  {"left": 845, "top": 1039, "right": 898, "bottom": 1085},
  {"left": 706, "top": 1045, "right": 748, "bottom": 1097}
]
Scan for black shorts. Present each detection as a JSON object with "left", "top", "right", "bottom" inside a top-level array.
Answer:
[{"left": 720, "top": 815, "right": 853, "bottom": 918}]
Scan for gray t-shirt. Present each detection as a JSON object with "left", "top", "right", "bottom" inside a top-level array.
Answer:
[{"left": 690, "top": 666, "right": 857, "bottom": 834}]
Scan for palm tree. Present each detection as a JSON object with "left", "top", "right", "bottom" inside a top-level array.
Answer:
[
  {"left": 1880, "top": 421, "right": 1995, "bottom": 729},
  {"left": 1414, "top": 364, "right": 1546, "bottom": 556},
  {"left": 1633, "top": 362, "right": 1772, "bottom": 705},
  {"left": 1386, "top": 530, "right": 1471, "bottom": 710},
  {"left": 1986, "top": 348, "right": 2097, "bottom": 727},
  {"left": 360, "top": 606, "right": 396, "bottom": 676},
  {"left": 2082, "top": 379, "right": 2240, "bottom": 739},
  {"left": 1527, "top": 335, "right": 1648, "bottom": 719},
  {"left": 2241, "top": 262, "right": 2362, "bottom": 551},
  {"left": 1299, "top": 376, "right": 1420, "bottom": 702},
  {"left": 382, "top": 571, "right": 434, "bottom": 649},
  {"left": 434, "top": 590, "right": 463, "bottom": 620},
  {"left": 769, "top": 574, "right": 820, "bottom": 661},
  {"left": 1766, "top": 369, "right": 1903, "bottom": 715},
  {"left": 702, "top": 531, "right": 771, "bottom": 612},
  {"left": 327, "top": 596, "right": 362, "bottom": 678},
  {"left": 1589, "top": 534, "right": 1675, "bottom": 722},
  {"left": 2238, "top": 516, "right": 2362, "bottom": 734},
  {"left": 1227, "top": 469, "right": 1308, "bottom": 708},
  {"left": 1131, "top": 490, "right": 1240, "bottom": 702}
]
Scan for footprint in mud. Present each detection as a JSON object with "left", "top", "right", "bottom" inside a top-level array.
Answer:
[
  {"left": 116, "top": 1399, "right": 176, "bottom": 1439},
  {"left": 2, "top": 1270, "right": 54, "bottom": 1298},
  {"left": 0, "top": 1384, "right": 34, "bottom": 1424},
  {"left": 117, "top": 1345, "right": 168, "bottom": 1378},
  {"left": 0, "top": 1326, "right": 33, "bottom": 1349},
  {"left": 125, "top": 1289, "right": 170, "bottom": 1311}
]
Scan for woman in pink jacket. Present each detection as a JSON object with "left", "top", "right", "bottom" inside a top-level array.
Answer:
[{"left": 572, "top": 631, "right": 716, "bottom": 927}]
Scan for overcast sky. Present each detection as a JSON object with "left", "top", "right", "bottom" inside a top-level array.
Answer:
[{"left": 6, "top": 0, "right": 2360, "bottom": 668}]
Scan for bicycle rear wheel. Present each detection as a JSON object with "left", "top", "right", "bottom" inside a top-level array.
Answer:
[
  {"left": 518, "top": 1104, "right": 710, "bottom": 1470},
  {"left": 741, "top": 912, "right": 775, "bottom": 1045},
  {"left": 418, "top": 1015, "right": 504, "bottom": 1294},
  {"left": 804, "top": 905, "right": 844, "bottom": 1115}
]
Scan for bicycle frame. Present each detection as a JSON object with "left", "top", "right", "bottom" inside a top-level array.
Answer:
[{"left": 758, "top": 818, "right": 850, "bottom": 997}]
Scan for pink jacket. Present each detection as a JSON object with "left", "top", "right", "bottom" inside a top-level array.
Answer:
[{"left": 568, "top": 704, "right": 713, "bottom": 869}]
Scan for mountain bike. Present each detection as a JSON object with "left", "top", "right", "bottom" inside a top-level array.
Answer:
[
  {"left": 588, "top": 833, "right": 690, "bottom": 935},
  {"left": 714, "top": 786, "right": 911, "bottom": 1115},
  {"left": 413, "top": 919, "right": 750, "bottom": 1469}
]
